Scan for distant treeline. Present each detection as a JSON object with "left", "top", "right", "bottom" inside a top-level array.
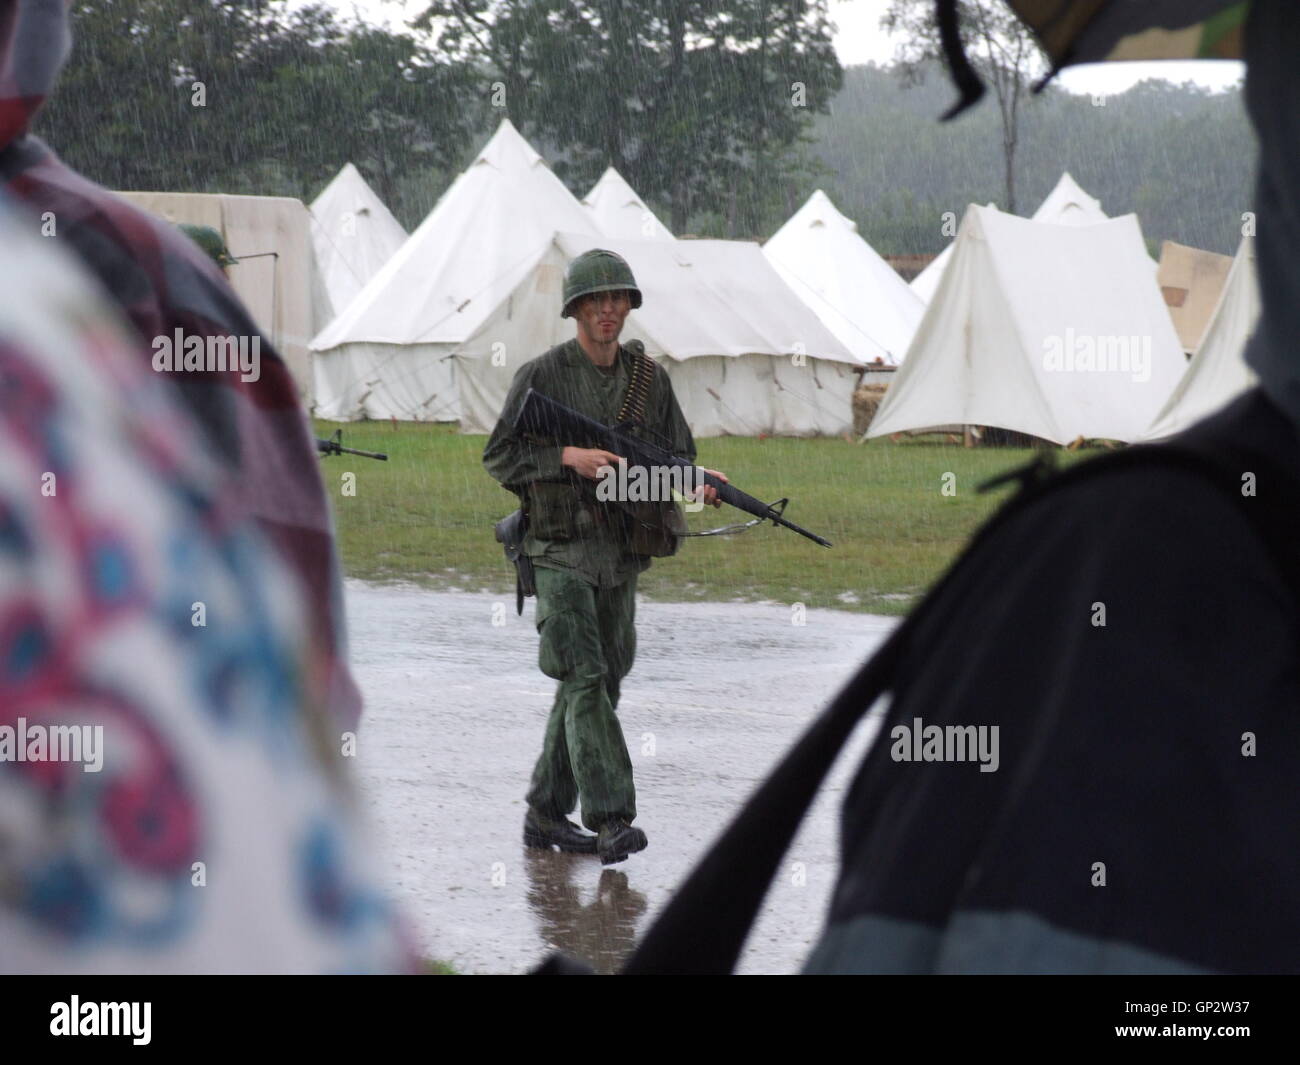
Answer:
[
  {"left": 810, "top": 63, "right": 1256, "bottom": 258},
  {"left": 38, "top": 0, "right": 1254, "bottom": 260}
]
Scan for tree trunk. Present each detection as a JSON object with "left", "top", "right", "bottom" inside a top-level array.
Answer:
[
  {"left": 376, "top": 123, "right": 394, "bottom": 211},
  {"left": 1004, "top": 134, "right": 1016, "bottom": 215},
  {"left": 672, "top": 171, "right": 688, "bottom": 233},
  {"left": 667, "top": 1, "right": 688, "bottom": 232}
]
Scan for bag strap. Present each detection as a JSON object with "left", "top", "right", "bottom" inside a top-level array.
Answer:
[{"left": 621, "top": 440, "right": 1300, "bottom": 974}]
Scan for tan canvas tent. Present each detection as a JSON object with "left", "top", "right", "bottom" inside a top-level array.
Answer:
[
  {"left": 1143, "top": 238, "right": 1260, "bottom": 440},
  {"left": 117, "top": 191, "right": 318, "bottom": 401},
  {"left": 1155, "top": 240, "right": 1235, "bottom": 355}
]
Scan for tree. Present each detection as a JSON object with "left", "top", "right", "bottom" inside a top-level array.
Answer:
[
  {"left": 715, "top": 0, "right": 843, "bottom": 235},
  {"left": 41, "top": 0, "right": 480, "bottom": 223},
  {"left": 414, "top": 0, "right": 842, "bottom": 235},
  {"left": 882, "top": 0, "right": 1046, "bottom": 213}
]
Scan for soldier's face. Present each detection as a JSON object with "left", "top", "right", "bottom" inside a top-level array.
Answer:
[{"left": 575, "top": 290, "right": 631, "bottom": 345}]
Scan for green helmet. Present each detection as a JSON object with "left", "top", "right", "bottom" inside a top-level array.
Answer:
[
  {"left": 179, "top": 223, "right": 238, "bottom": 268},
  {"left": 561, "top": 248, "right": 642, "bottom": 318}
]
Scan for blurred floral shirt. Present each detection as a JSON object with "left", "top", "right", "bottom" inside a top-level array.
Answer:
[{"left": 0, "top": 204, "right": 410, "bottom": 973}]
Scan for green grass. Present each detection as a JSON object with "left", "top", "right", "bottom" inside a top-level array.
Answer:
[{"left": 315, "top": 420, "right": 1095, "bottom": 616}]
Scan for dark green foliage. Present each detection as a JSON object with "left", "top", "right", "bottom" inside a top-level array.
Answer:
[
  {"left": 414, "top": 0, "right": 844, "bottom": 236},
  {"left": 40, "top": 0, "right": 483, "bottom": 229},
  {"left": 810, "top": 63, "right": 1254, "bottom": 257}
]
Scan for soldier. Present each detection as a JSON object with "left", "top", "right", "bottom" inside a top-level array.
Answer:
[
  {"left": 484, "top": 249, "right": 726, "bottom": 865},
  {"left": 178, "top": 224, "right": 239, "bottom": 274}
]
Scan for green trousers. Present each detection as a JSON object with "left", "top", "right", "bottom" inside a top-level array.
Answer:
[{"left": 526, "top": 564, "right": 638, "bottom": 832}]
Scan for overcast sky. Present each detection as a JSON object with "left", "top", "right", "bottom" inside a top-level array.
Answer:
[{"left": 334, "top": 0, "right": 1246, "bottom": 96}]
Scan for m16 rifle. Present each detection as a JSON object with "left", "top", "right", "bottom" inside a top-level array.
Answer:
[
  {"left": 315, "top": 429, "right": 388, "bottom": 461},
  {"left": 514, "top": 387, "right": 832, "bottom": 548}
]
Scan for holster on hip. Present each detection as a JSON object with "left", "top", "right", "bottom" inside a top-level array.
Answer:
[{"left": 493, "top": 508, "right": 536, "bottom": 615}]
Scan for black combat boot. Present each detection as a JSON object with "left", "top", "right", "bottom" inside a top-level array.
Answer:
[
  {"left": 597, "top": 819, "right": 648, "bottom": 865},
  {"left": 523, "top": 808, "right": 598, "bottom": 854}
]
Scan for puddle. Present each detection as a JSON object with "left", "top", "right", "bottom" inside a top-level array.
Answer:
[{"left": 346, "top": 580, "right": 896, "bottom": 974}]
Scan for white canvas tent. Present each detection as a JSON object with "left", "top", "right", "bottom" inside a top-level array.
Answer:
[
  {"left": 909, "top": 173, "right": 1109, "bottom": 303},
  {"left": 587, "top": 233, "right": 861, "bottom": 436},
  {"left": 118, "top": 190, "right": 318, "bottom": 399},
  {"left": 309, "top": 163, "right": 407, "bottom": 325},
  {"left": 583, "top": 167, "right": 674, "bottom": 240},
  {"left": 313, "top": 120, "right": 860, "bottom": 436},
  {"left": 451, "top": 231, "right": 862, "bottom": 436},
  {"left": 1143, "top": 238, "right": 1259, "bottom": 440},
  {"left": 869, "top": 205, "right": 1186, "bottom": 445},
  {"left": 763, "top": 189, "right": 925, "bottom": 366},
  {"left": 1032, "top": 171, "right": 1108, "bottom": 225},
  {"left": 311, "top": 119, "right": 602, "bottom": 423}
]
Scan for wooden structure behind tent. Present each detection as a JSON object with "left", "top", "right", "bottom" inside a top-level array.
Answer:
[{"left": 117, "top": 191, "right": 317, "bottom": 404}]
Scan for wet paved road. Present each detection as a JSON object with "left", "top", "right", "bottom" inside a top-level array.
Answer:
[{"left": 346, "top": 580, "right": 895, "bottom": 974}]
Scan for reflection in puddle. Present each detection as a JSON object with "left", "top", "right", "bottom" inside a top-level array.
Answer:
[{"left": 524, "top": 850, "right": 648, "bottom": 973}]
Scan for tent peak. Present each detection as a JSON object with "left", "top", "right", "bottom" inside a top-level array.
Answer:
[
  {"left": 764, "top": 187, "right": 924, "bottom": 366},
  {"left": 583, "top": 166, "right": 642, "bottom": 205},
  {"left": 804, "top": 187, "right": 840, "bottom": 209},
  {"left": 1034, "top": 172, "right": 1105, "bottom": 222},
  {"left": 474, "top": 118, "right": 546, "bottom": 174},
  {"left": 789, "top": 188, "right": 858, "bottom": 234},
  {"left": 589, "top": 165, "right": 622, "bottom": 188},
  {"left": 583, "top": 166, "right": 673, "bottom": 240},
  {"left": 311, "top": 162, "right": 393, "bottom": 218}
]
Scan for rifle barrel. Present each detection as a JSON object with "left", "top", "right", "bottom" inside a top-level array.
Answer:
[
  {"left": 337, "top": 445, "right": 388, "bottom": 461},
  {"left": 315, "top": 436, "right": 388, "bottom": 461}
]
